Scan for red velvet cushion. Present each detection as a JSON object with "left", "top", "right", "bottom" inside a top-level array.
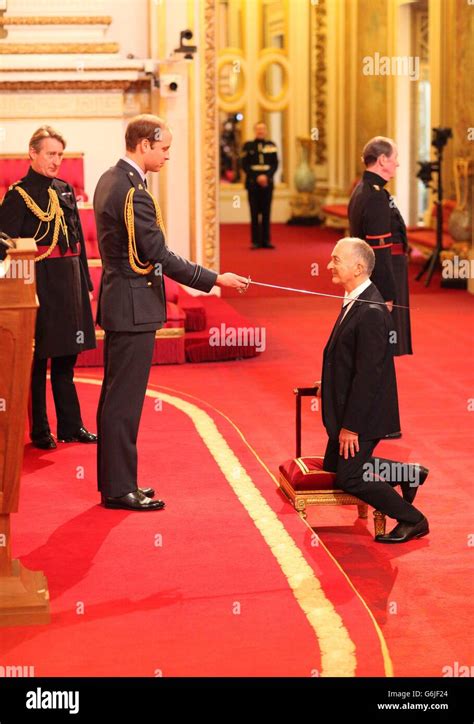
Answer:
[
  {"left": 279, "top": 456, "right": 337, "bottom": 491},
  {"left": 0, "top": 156, "right": 87, "bottom": 201},
  {"left": 321, "top": 204, "right": 348, "bottom": 218},
  {"left": 407, "top": 229, "right": 454, "bottom": 250},
  {"left": 78, "top": 207, "right": 100, "bottom": 257}
]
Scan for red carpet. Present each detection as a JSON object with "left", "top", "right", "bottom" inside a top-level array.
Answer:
[
  {"left": 2, "top": 224, "right": 472, "bottom": 677},
  {"left": 4, "top": 379, "right": 389, "bottom": 677}
]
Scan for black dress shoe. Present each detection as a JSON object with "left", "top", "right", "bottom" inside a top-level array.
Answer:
[
  {"left": 400, "top": 465, "right": 429, "bottom": 504},
  {"left": 375, "top": 515, "right": 429, "bottom": 544},
  {"left": 139, "top": 487, "right": 155, "bottom": 498},
  {"left": 262, "top": 243, "right": 275, "bottom": 249},
  {"left": 31, "top": 433, "right": 57, "bottom": 450},
  {"left": 58, "top": 427, "right": 98, "bottom": 443},
  {"left": 101, "top": 490, "right": 165, "bottom": 511}
]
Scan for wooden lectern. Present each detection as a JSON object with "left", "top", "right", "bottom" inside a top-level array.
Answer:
[{"left": 0, "top": 238, "right": 50, "bottom": 627}]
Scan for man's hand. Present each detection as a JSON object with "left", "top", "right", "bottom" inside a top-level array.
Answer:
[
  {"left": 385, "top": 300, "right": 394, "bottom": 312},
  {"left": 314, "top": 380, "right": 321, "bottom": 398},
  {"left": 256, "top": 174, "right": 268, "bottom": 187},
  {"left": 339, "top": 428, "right": 359, "bottom": 459},
  {"left": 216, "top": 273, "right": 249, "bottom": 291}
]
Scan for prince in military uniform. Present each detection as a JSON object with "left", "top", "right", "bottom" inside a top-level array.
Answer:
[
  {"left": 0, "top": 126, "right": 97, "bottom": 449},
  {"left": 241, "top": 122, "right": 279, "bottom": 249},
  {"left": 93, "top": 114, "right": 248, "bottom": 511},
  {"left": 348, "top": 136, "right": 412, "bottom": 356}
]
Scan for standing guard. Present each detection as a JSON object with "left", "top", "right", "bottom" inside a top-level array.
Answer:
[{"left": 0, "top": 126, "right": 97, "bottom": 449}]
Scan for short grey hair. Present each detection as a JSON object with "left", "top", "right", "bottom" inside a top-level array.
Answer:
[
  {"left": 337, "top": 237, "right": 375, "bottom": 275},
  {"left": 362, "top": 136, "right": 395, "bottom": 166}
]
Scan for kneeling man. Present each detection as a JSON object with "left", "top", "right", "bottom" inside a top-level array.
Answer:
[{"left": 318, "top": 237, "right": 428, "bottom": 543}]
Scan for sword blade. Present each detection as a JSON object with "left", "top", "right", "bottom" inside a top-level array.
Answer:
[{"left": 248, "top": 279, "right": 411, "bottom": 310}]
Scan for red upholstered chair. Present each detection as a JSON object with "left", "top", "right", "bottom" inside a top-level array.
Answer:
[
  {"left": 0, "top": 154, "right": 88, "bottom": 201},
  {"left": 278, "top": 386, "right": 387, "bottom": 537},
  {"left": 407, "top": 200, "right": 457, "bottom": 258},
  {"left": 321, "top": 178, "right": 360, "bottom": 230}
]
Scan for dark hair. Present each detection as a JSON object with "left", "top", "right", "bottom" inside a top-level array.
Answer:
[
  {"left": 29, "top": 125, "right": 66, "bottom": 152},
  {"left": 125, "top": 114, "right": 169, "bottom": 152},
  {"left": 362, "top": 136, "right": 394, "bottom": 166}
]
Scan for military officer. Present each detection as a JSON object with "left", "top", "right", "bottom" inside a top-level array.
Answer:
[
  {"left": 93, "top": 114, "right": 248, "bottom": 511},
  {"left": 348, "top": 136, "right": 412, "bottom": 356},
  {"left": 241, "top": 122, "right": 279, "bottom": 249},
  {"left": 0, "top": 126, "right": 97, "bottom": 449}
]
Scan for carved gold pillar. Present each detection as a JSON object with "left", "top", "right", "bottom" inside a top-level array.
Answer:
[
  {"left": 325, "top": 0, "right": 357, "bottom": 203},
  {"left": 200, "top": 0, "right": 219, "bottom": 271}
]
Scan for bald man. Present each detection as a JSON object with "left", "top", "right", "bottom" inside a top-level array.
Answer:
[{"left": 317, "top": 238, "right": 428, "bottom": 543}]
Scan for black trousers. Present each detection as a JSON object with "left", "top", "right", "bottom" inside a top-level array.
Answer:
[
  {"left": 97, "top": 330, "right": 155, "bottom": 497},
  {"left": 247, "top": 186, "right": 273, "bottom": 247},
  {"left": 323, "top": 438, "right": 423, "bottom": 523},
  {"left": 31, "top": 354, "right": 82, "bottom": 439}
]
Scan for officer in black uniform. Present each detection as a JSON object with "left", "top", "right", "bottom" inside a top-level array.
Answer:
[
  {"left": 93, "top": 114, "right": 248, "bottom": 511},
  {"left": 348, "top": 136, "right": 412, "bottom": 356},
  {"left": 241, "top": 122, "right": 279, "bottom": 249},
  {"left": 0, "top": 126, "right": 97, "bottom": 449}
]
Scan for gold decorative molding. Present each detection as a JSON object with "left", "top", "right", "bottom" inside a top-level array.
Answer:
[
  {"left": 311, "top": 0, "right": 327, "bottom": 165},
  {"left": 0, "top": 80, "right": 150, "bottom": 92},
  {"left": 201, "top": 0, "right": 218, "bottom": 272},
  {"left": 0, "top": 16, "right": 112, "bottom": 26},
  {"left": 0, "top": 43, "right": 119, "bottom": 54},
  {"left": 0, "top": 92, "right": 123, "bottom": 118}
]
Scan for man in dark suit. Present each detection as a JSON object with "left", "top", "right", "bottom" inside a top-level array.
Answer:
[
  {"left": 348, "top": 136, "right": 412, "bottom": 356},
  {"left": 93, "top": 114, "right": 248, "bottom": 511},
  {"left": 241, "top": 122, "right": 278, "bottom": 249},
  {"left": 0, "top": 125, "right": 97, "bottom": 450},
  {"left": 317, "top": 237, "right": 428, "bottom": 543}
]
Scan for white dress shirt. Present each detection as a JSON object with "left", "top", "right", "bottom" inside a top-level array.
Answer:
[{"left": 340, "top": 277, "right": 372, "bottom": 322}]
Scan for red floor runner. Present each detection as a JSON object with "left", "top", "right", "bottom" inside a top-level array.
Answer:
[{"left": 3, "top": 380, "right": 389, "bottom": 677}]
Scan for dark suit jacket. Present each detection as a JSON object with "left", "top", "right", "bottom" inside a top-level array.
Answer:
[
  {"left": 93, "top": 159, "right": 218, "bottom": 332},
  {"left": 321, "top": 282, "right": 401, "bottom": 441}
]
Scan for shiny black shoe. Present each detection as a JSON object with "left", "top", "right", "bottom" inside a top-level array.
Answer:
[
  {"left": 31, "top": 433, "right": 57, "bottom": 450},
  {"left": 58, "top": 427, "right": 98, "bottom": 443},
  {"left": 262, "top": 243, "right": 275, "bottom": 249},
  {"left": 139, "top": 487, "right": 155, "bottom": 498},
  {"left": 101, "top": 490, "right": 165, "bottom": 511},
  {"left": 375, "top": 515, "right": 429, "bottom": 544},
  {"left": 400, "top": 465, "right": 429, "bottom": 504}
]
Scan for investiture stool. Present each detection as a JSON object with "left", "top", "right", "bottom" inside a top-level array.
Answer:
[
  {"left": 0, "top": 126, "right": 97, "bottom": 450},
  {"left": 94, "top": 114, "right": 247, "bottom": 511},
  {"left": 318, "top": 238, "right": 428, "bottom": 543}
]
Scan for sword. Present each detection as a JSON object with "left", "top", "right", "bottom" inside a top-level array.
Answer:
[{"left": 241, "top": 277, "right": 411, "bottom": 310}]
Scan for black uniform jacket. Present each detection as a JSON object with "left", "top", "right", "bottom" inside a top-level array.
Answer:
[
  {"left": 0, "top": 167, "right": 96, "bottom": 358},
  {"left": 241, "top": 138, "right": 279, "bottom": 190},
  {"left": 348, "top": 170, "right": 397, "bottom": 302},
  {"left": 93, "top": 159, "right": 218, "bottom": 333},
  {"left": 321, "top": 282, "right": 401, "bottom": 441}
]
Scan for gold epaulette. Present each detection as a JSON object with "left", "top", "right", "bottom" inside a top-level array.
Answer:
[
  {"left": 8, "top": 180, "right": 21, "bottom": 192},
  {"left": 124, "top": 186, "right": 166, "bottom": 276}
]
